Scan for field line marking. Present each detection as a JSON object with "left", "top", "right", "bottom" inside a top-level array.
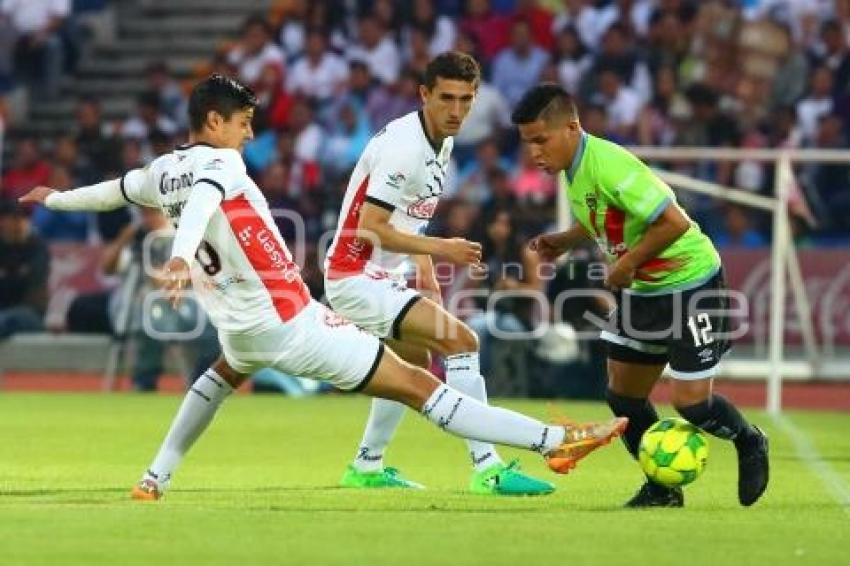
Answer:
[{"left": 773, "top": 413, "right": 850, "bottom": 517}]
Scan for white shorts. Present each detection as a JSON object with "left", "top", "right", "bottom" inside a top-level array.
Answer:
[
  {"left": 324, "top": 272, "right": 421, "bottom": 339},
  {"left": 219, "top": 300, "right": 383, "bottom": 391}
]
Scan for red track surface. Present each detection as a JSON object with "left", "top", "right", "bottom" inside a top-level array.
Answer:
[{"left": 1, "top": 372, "right": 848, "bottom": 411}]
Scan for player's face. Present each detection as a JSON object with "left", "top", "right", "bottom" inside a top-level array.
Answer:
[
  {"left": 217, "top": 107, "right": 255, "bottom": 151},
  {"left": 518, "top": 118, "right": 580, "bottom": 174},
  {"left": 420, "top": 78, "right": 476, "bottom": 137}
]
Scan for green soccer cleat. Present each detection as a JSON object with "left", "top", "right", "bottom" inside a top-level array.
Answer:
[
  {"left": 339, "top": 465, "right": 425, "bottom": 489},
  {"left": 469, "top": 460, "right": 556, "bottom": 496}
]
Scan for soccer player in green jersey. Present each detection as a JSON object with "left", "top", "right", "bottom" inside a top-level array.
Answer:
[{"left": 512, "top": 84, "right": 769, "bottom": 508}]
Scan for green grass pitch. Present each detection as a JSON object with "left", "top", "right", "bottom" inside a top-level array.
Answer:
[{"left": 1, "top": 393, "right": 847, "bottom": 565}]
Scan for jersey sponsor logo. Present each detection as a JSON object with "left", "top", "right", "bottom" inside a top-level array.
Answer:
[
  {"left": 164, "top": 200, "right": 186, "bottom": 220},
  {"left": 203, "top": 158, "right": 225, "bottom": 171},
  {"left": 256, "top": 229, "right": 299, "bottom": 283},
  {"left": 407, "top": 196, "right": 439, "bottom": 219},
  {"left": 386, "top": 172, "right": 406, "bottom": 189},
  {"left": 200, "top": 273, "right": 247, "bottom": 292},
  {"left": 159, "top": 172, "right": 194, "bottom": 195},
  {"left": 697, "top": 347, "right": 714, "bottom": 364}
]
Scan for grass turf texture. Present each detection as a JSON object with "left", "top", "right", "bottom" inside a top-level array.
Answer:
[{"left": 1, "top": 393, "right": 847, "bottom": 565}]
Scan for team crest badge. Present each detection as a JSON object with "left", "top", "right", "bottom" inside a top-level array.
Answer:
[{"left": 585, "top": 193, "right": 597, "bottom": 209}]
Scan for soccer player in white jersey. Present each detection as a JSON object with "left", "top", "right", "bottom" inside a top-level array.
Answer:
[
  {"left": 20, "top": 75, "right": 626, "bottom": 500},
  {"left": 325, "top": 53, "right": 552, "bottom": 495}
]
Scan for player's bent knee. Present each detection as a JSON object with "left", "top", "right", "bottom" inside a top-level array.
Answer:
[
  {"left": 671, "top": 379, "right": 712, "bottom": 408},
  {"left": 434, "top": 324, "right": 479, "bottom": 355}
]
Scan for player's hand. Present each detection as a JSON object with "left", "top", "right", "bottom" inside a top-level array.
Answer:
[
  {"left": 441, "top": 237, "right": 483, "bottom": 267},
  {"left": 18, "top": 186, "right": 56, "bottom": 205},
  {"left": 163, "top": 257, "right": 191, "bottom": 308},
  {"left": 528, "top": 232, "right": 568, "bottom": 262},
  {"left": 605, "top": 257, "right": 636, "bottom": 290}
]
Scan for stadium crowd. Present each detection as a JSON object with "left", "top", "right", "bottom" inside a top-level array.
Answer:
[{"left": 1, "top": 0, "right": 850, "bottom": 391}]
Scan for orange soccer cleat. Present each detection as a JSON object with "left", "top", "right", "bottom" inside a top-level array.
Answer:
[
  {"left": 545, "top": 417, "right": 629, "bottom": 474},
  {"left": 130, "top": 479, "right": 163, "bottom": 501}
]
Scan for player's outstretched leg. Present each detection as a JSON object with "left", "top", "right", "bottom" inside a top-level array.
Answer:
[
  {"left": 131, "top": 359, "right": 247, "bottom": 500},
  {"left": 398, "top": 298, "right": 555, "bottom": 496},
  {"left": 675, "top": 383, "right": 769, "bottom": 507},
  {"left": 606, "top": 360, "right": 684, "bottom": 508},
  {"left": 360, "top": 345, "right": 628, "bottom": 480},
  {"left": 340, "top": 341, "right": 429, "bottom": 490}
]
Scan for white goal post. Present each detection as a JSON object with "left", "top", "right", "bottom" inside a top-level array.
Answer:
[{"left": 557, "top": 146, "right": 850, "bottom": 414}]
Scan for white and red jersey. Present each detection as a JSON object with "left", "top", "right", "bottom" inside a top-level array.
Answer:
[
  {"left": 120, "top": 143, "right": 310, "bottom": 335},
  {"left": 325, "top": 110, "right": 453, "bottom": 280}
]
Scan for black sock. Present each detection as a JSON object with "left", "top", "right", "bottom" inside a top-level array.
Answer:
[
  {"left": 606, "top": 389, "right": 659, "bottom": 459},
  {"left": 676, "top": 394, "right": 757, "bottom": 449}
]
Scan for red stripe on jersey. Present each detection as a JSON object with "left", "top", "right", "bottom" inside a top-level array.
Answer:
[
  {"left": 604, "top": 206, "right": 626, "bottom": 256},
  {"left": 635, "top": 257, "right": 685, "bottom": 282},
  {"left": 327, "top": 175, "right": 374, "bottom": 279},
  {"left": 221, "top": 195, "right": 310, "bottom": 322}
]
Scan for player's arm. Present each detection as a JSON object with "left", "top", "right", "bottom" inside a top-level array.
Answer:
[
  {"left": 528, "top": 223, "right": 593, "bottom": 262},
  {"left": 163, "top": 182, "right": 223, "bottom": 306},
  {"left": 357, "top": 202, "right": 482, "bottom": 266},
  {"left": 606, "top": 203, "right": 689, "bottom": 290},
  {"left": 20, "top": 166, "right": 158, "bottom": 211},
  {"left": 411, "top": 253, "right": 442, "bottom": 304}
]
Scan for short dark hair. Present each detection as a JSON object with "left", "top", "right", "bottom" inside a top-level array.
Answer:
[
  {"left": 188, "top": 74, "right": 258, "bottom": 132},
  {"left": 423, "top": 51, "right": 481, "bottom": 90},
  {"left": 511, "top": 83, "right": 578, "bottom": 125}
]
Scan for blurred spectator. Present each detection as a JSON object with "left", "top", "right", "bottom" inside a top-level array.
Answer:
[
  {"left": 455, "top": 139, "right": 513, "bottom": 203},
  {"left": 259, "top": 160, "right": 300, "bottom": 241},
  {"left": 53, "top": 135, "right": 97, "bottom": 185},
  {"left": 711, "top": 204, "right": 767, "bottom": 248},
  {"left": 807, "top": 113, "right": 850, "bottom": 233},
  {"left": 512, "top": 146, "right": 555, "bottom": 204},
  {"left": 121, "top": 91, "right": 179, "bottom": 142},
  {"left": 348, "top": 14, "right": 401, "bottom": 85},
  {"left": 286, "top": 28, "right": 349, "bottom": 102},
  {"left": 0, "top": 199, "right": 47, "bottom": 339},
  {"left": 2, "top": 0, "right": 70, "bottom": 99},
  {"left": 582, "top": 22, "right": 652, "bottom": 103},
  {"left": 406, "top": 0, "right": 458, "bottom": 56},
  {"left": 365, "top": 68, "right": 420, "bottom": 131},
  {"left": 144, "top": 61, "right": 189, "bottom": 131},
  {"left": 1, "top": 137, "right": 51, "bottom": 201},
  {"left": 769, "top": 24, "right": 810, "bottom": 110},
  {"left": 460, "top": 0, "right": 511, "bottom": 63},
  {"left": 31, "top": 165, "right": 89, "bottom": 242},
  {"left": 74, "top": 97, "right": 118, "bottom": 176},
  {"left": 637, "top": 66, "right": 688, "bottom": 146},
  {"left": 589, "top": 68, "right": 643, "bottom": 142},
  {"left": 513, "top": 0, "right": 556, "bottom": 51},
  {"left": 553, "top": 26, "right": 591, "bottom": 95},
  {"left": 453, "top": 79, "right": 511, "bottom": 165},
  {"left": 796, "top": 66, "right": 835, "bottom": 145},
  {"left": 551, "top": 0, "right": 601, "bottom": 49},
  {"left": 101, "top": 207, "right": 218, "bottom": 391},
  {"left": 321, "top": 97, "right": 372, "bottom": 177},
  {"left": 228, "top": 15, "right": 285, "bottom": 89},
  {"left": 491, "top": 19, "right": 550, "bottom": 107},
  {"left": 466, "top": 207, "right": 543, "bottom": 374},
  {"left": 254, "top": 62, "right": 296, "bottom": 130},
  {"left": 277, "top": 0, "right": 309, "bottom": 62},
  {"left": 596, "top": 0, "right": 655, "bottom": 39},
  {"left": 809, "top": 19, "right": 850, "bottom": 97},
  {"left": 644, "top": 9, "right": 688, "bottom": 76},
  {"left": 402, "top": 25, "right": 434, "bottom": 74}
]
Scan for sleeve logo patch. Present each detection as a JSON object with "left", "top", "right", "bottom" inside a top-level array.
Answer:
[{"left": 386, "top": 172, "right": 406, "bottom": 189}]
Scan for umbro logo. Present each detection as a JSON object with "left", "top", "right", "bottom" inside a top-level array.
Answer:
[{"left": 697, "top": 348, "right": 714, "bottom": 364}]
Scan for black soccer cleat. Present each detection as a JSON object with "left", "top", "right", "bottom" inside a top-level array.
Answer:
[
  {"left": 737, "top": 425, "right": 769, "bottom": 506},
  {"left": 625, "top": 481, "right": 684, "bottom": 508}
]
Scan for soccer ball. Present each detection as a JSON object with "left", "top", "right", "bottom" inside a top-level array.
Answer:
[{"left": 639, "top": 418, "right": 709, "bottom": 487}]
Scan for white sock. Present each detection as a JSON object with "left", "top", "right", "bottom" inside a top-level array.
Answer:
[
  {"left": 352, "top": 397, "right": 406, "bottom": 472},
  {"left": 421, "top": 384, "right": 565, "bottom": 454},
  {"left": 445, "top": 353, "right": 502, "bottom": 471},
  {"left": 143, "top": 368, "right": 233, "bottom": 488}
]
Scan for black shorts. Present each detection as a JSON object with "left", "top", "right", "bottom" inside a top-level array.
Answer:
[{"left": 602, "top": 270, "right": 731, "bottom": 380}]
